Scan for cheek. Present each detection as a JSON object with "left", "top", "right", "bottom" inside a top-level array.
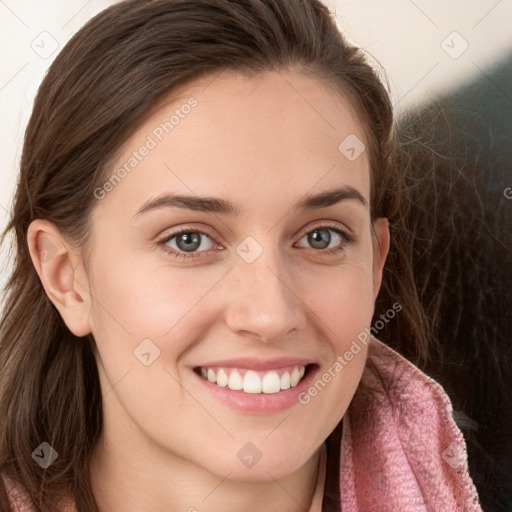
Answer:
[
  {"left": 302, "top": 264, "right": 373, "bottom": 377},
  {"left": 299, "top": 254, "right": 376, "bottom": 340},
  {"left": 293, "top": 274, "right": 372, "bottom": 443},
  {"left": 88, "top": 249, "right": 222, "bottom": 341},
  {"left": 311, "top": 271, "right": 373, "bottom": 324},
  {"left": 293, "top": 254, "right": 374, "bottom": 401}
]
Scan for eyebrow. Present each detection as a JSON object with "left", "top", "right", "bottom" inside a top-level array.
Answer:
[{"left": 133, "top": 185, "right": 367, "bottom": 218}]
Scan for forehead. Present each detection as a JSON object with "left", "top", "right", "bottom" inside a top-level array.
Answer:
[{"left": 95, "top": 69, "right": 370, "bottom": 218}]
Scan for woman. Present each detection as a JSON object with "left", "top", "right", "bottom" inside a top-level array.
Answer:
[{"left": 0, "top": 0, "right": 483, "bottom": 510}]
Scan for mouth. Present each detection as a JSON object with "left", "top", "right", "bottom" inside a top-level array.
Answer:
[
  {"left": 194, "top": 364, "right": 311, "bottom": 394},
  {"left": 192, "top": 361, "right": 318, "bottom": 414}
]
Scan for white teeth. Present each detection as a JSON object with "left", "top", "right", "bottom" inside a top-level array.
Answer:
[
  {"left": 216, "top": 369, "right": 228, "bottom": 387},
  {"left": 280, "top": 371, "right": 291, "bottom": 390},
  {"left": 243, "top": 371, "right": 261, "bottom": 393},
  {"left": 199, "top": 365, "right": 307, "bottom": 393},
  {"left": 228, "top": 370, "right": 243, "bottom": 390},
  {"left": 290, "top": 368, "right": 301, "bottom": 387},
  {"left": 262, "top": 371, "right": 281, "bottom": 394}
]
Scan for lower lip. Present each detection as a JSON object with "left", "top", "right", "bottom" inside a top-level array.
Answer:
[{"left": 194, "top": 365, "right": 319, "bottom": 414}]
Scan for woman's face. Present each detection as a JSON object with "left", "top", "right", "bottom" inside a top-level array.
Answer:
[{"left": 67, "top": 70, "right": 388, "bottom": 480}]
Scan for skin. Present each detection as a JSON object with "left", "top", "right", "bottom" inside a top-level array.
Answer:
[{"left": 28, "top": 69, "right": 389, "bottom": 512}]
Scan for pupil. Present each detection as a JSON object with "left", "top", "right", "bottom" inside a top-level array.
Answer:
[
  {"left": 310, "top": 229, "right": 329, "bottom": 249},
  {"left": 178, "top": 232, "right": 200, "bottom": 252}
]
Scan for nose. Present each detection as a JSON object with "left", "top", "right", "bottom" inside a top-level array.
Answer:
[{"left": 224, "top": 239, "right": 307, "bottom": 344}]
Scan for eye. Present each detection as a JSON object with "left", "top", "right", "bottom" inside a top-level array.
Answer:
[
  {"left": 157, "top": 228, "right": 222, "bottom": 259},
  {"left": 295, "top": 223, "right": 353, "bottom": 254},
  {"left": 156, "top": 223, "right": 354, "bottom": 260}
]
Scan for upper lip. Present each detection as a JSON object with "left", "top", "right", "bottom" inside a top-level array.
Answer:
[{"left": 194, "top": 357, "right": 314, "bottom": 371}]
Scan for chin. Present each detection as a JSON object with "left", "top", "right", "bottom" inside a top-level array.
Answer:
[{"left": 197, "top": 440, "right": 316, "bottom": 482}]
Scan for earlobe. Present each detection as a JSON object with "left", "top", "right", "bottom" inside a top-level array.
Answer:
[
  {"left": 372, "top": 218, "right": 390, "bottom": 299},
  {"left": 27, "top": 219, "right": 92, "bottom": 337}
]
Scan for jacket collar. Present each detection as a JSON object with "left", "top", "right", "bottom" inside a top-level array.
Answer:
[{"left": 332, "top": 336, "right": 483, "bottom": 511}]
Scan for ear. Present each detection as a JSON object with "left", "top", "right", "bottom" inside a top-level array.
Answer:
[
  {"left": 371, "top": 217, "right": 390, "bottom": 299},
  {"left": 27, "top": 219, "right": 92, "bottom": 337}
]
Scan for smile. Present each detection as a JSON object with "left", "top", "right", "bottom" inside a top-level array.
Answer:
[{"left": 197, "top": 365, "right": 307, "bottom": 394}]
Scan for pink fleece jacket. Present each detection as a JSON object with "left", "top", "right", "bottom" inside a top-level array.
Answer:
[
  {"left": 5, "top": 337, "right": 482, "bottom": 511},
  {"left": 336, "top": 337, "right": 483, "bottom": 511}
]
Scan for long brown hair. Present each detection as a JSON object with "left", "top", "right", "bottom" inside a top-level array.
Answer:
[{"left": 0, "top": 0, "right": 428, "bottom": 510}]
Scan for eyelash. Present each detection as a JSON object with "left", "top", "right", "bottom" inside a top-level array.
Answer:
[{"left": 156, "top": 223, "right": 355, "bottom": 260}]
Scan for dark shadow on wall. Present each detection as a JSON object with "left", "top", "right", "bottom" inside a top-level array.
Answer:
[{"left": 396, "top": 52, "right": 512, "bottom": 511}]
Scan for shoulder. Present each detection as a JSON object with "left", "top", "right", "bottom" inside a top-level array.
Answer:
[
  {"left": 1, "top": 474, "right": 34, "bottom": 511},
  {"left": 1, "top": 474, "right": 76, "bottom": 512}
]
